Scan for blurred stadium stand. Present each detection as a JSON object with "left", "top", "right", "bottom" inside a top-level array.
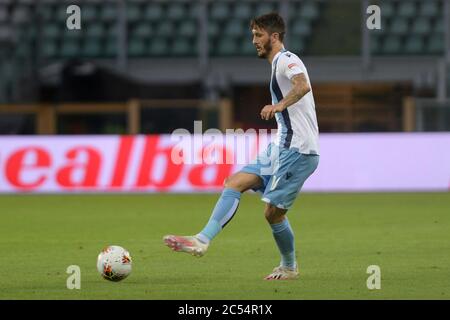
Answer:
[
  {"left": 370, "top": 1, "right": 446, "bottom": 55},
  {"left": 2, "top": 0, "right": 324, "bottom": 59},
  {"left": 0, "top": 0, "right": 449, "bottom": 134}
]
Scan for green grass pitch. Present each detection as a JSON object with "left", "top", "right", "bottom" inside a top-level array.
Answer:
[{"left": 0, "top": 192, "right": 449, "bottom": 299}]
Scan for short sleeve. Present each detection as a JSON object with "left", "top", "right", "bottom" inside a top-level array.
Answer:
[{"left": 278, "top": 53, "right": 305, "bottom": 80}]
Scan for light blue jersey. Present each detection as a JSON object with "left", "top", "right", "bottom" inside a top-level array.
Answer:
[
  {"left": 240, "top": 48, "right": 320, "bottom": 209},
  {"left": 270, "top": 48, "right": 320, "bottom": 155}
]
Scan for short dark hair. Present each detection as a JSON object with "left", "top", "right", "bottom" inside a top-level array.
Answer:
[{"left": 250, "top": 12, "right": 286, "bottom": 42}]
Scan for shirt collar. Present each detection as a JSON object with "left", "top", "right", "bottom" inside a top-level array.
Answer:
[{"left": 272, "top": 47, "right": 287, "bottom": 65}]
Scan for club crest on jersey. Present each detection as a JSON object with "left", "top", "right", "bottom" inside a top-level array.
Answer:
[{"left": 288, "top": 63, "right": 298, "bottom": 69}]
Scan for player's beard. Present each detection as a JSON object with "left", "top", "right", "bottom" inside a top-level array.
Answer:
[{"left": 257, "top": 40, "right": 272, "bottom": 59}]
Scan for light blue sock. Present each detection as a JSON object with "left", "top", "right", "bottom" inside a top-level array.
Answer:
[
  {"left": 270, "top": 218, "right": 296, "bottom": 269},
  {"left": 197, "top": 188, "right": 241, "bottom": 243}
]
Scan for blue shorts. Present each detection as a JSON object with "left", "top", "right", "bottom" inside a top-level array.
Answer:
[{"left": 240, "top": 143, "right": 319, "bottom": 210}]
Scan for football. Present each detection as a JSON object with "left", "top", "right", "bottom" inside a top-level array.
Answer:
[{"left": 97, "top": 245, "right": 132, "bottom": 282}]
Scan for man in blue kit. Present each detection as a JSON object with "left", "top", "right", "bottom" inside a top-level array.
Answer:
[{"left": 164, "top": 12, "right": 320, "bottom": 280}]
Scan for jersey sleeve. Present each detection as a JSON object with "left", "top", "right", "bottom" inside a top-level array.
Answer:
[{"left": 279, "top": 53, "right": 305, "bottom": 80}]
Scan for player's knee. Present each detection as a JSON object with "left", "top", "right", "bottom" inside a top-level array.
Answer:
[
  {"left": 265, "top": 205, "right": 286, "bottom": 224},
  {"left": 223, "top": 177, "right": 230, "bottom": 188},
  {"left": 223, "top": 176, "right": 234, "bottom": 188},
  {"left": 223, "top": 175, "right": 241, "bottom": 191}
]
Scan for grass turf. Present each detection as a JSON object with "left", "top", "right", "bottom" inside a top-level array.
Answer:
[{"left": 0, "top": 192, "right": 449, "bottom": 299}]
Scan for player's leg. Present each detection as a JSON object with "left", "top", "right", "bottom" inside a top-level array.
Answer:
[
  {"left": 261, "top": 152, "right": 319, "bottom": 279},
  {"left": 163, "top": 172, "right": 262, "bottom": 256},
  {"left": 264, "top": 204, "right": 299, "bottom": 280},
  {"left": 196, "top": 172, "right": 262, "bottom": 243}
]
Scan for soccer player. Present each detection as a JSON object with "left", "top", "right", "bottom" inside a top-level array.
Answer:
[{"left": 164, "top": 12, "right": 320, "bottom": 280}]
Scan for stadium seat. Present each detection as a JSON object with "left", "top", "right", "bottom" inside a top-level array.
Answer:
[
  {"left": 178, "top": 20, "right": 197, "bottom": 38},
  {"left": 144, "top": 3, "right": 164, "bottom": 22},
  {"left": 404, "top": 36, "right": 424, "bottom": 54},
  {"left": 216, "top": 38, "right": 238, "bottom": 56},
  {"left": 420, "top": 1, "right": 439, "bottom": 18},
  {"left": 299, "top": 2, "right": 319, "bottom": 21},
  {"left": 224, "top": 20, "right": 244, "bottom": 38},
  {"left": 289, "top": 37, "right": 305, "bottom": 54},
  {"left": 128, "top": 38, "right": 146, "bottom": 57},
  {"left": 82, "top": 40, "right": 102, "bottom": 58},
  {"left": 106, "top": 24, "right": 118, "bottom": 40},
  {"left": 379, "top": 2, "right": 394, "bottom": 19},
  {"left": 255, "top": 2, "right": 276, "bottom": 16},
  {"left": 390, "top": 18, "right": 409, "bottom": 35},
  {"left": 412, "top": 17, "right": 431, "bottom": 35},
  {"left": 427, "top": 34, "right": 445, "bottom": 54},
  {"left": 210, "top": 2, "right": 230, "bottom": 21},
  {"left": 15, "top": 42, "right": 30, "bottom": 59},
  {"left": 241, "top": 38, "right": 256, "bottom": 55},
  {"left": 188, "top": 3, "right": 202, "bottom": 19},
  {"left": 100, "top": 6, "right": 117, "bottom": 22},
  {"left": 289, "top": 2, "right": 301, "bottom": 20},
  {"left": 60, "top": 40, "right": 80, "bottom": 58},
  {"left": 398, "top": 2, "right": 416, "bottom": 19},
  {"left": 434, "top": 18, "right": 444, "bottom": 33},
  {"left": 291, "top": 20, "right": 312, "bottom": 37},
  {"left": 155, "top": 21, "right": 175, "bottom": 37},
  {"left": 167, "top": 3, "right": 186, "bottom": 21},
  {"left": 172, "top": 39, "right": 194, "bottom": 56},
  {"left": 208, "top": 21, "right": 219, "bottom": 38},
  {"left": 0, "top": 6, "right": 7, "bottom": 22},
  {"left": 40, "top": 41, "right": 58, "bottom": 58},
  {"left": 105, "top": 38, "right": 117, "bottom": 57},
  {"left": 61, "top": 26, "right": 82, "bottom": 40},
  {"left": 13, "top": 23, "right": 28, "bottom": 42},
  {"left": 55, "top": 4, "right": 69, "bottom": 21},
  {"left": 43, "top": 24, "right": 59, "bottom": 39},
  {"left": 37, "top": 5, "right": 54, "bottom": 21},
  {"left": 133, "top": 23, "right": 153, "bottom": 38},
  {"left": 382, "top": 36, "right": 401, "bottom": 54},
  {"left": 11, "top": 6, "right": 29, "bottom": 24},
  {"left": 81, "top": 5, "right": 97, "bottom": 22},
  {"left": 370, "top": 37, "right": 381, "bottom": 54},
  {"left": 148, "top": 38, "right": 168, "bottom": 56},
  {"left": 234, "top": 2, "right": 252, "bottom": 21},
  {"left": 0, "top": 24, "right": 12, "bottom": 42},
  {"left": 85, "top": 23, "right": 105, "bottom": 39},
  {"left": 126, "top": 4, "right": 141, "bottom": 22}
]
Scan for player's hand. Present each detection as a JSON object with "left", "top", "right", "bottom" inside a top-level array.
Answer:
[{"left": 260, "top": 104, "right": 284, "bottom": 120}]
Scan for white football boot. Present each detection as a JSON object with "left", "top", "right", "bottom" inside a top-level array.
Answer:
[
  {"left": 163, "top": 235, "right": 209, "bottom": 257},
  {"left": 264, "top": 265, "right": 299, "bottom": 280}
]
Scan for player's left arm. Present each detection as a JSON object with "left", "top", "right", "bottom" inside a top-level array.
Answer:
[{"left": 260, "top": 73, "right": 311, "bottom": 120}]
